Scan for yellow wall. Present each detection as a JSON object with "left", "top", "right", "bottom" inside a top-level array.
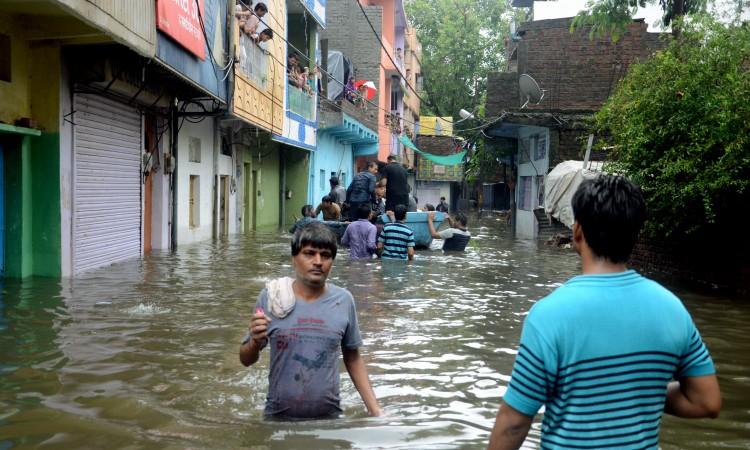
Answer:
[
  {"left": 232, "top": 1, "right": 285, "bottom": 134},
  {"left": 0, "top": 16, "right": 31, "bottom": 125},
  {"left": 420, "top": 116, "right": 453, "bottom": 137}
]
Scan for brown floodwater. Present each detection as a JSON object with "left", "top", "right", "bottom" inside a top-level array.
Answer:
[{"left": 1, "top": 217, "right": 748, "bottom": 449}]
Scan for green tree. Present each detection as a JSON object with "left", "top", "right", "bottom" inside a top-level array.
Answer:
[
  {"left": 595, "top": 18, "right": 750, "bottom": 238},
  {"left": 405, "top": 0, "right": 522, "bottom": 121}
]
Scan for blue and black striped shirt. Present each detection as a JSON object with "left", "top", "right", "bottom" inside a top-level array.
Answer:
[
  {"left": 503, "top": 270, "right": 715, "bottom": 449},
  {"left": 378, "top": 222, "right": 415, "bottom": 260}
]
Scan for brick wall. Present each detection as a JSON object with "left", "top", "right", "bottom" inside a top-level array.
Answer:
[
  {"left": 518, "top": 18, "right": 666, "bottom": 111},
  {"left": 321, "top": 0, "right": 383, "bottom": 105},
  {"left": 630, "top": 237, "right": 750, "bottom": 294},
  {"left": 415, "top": 135, "right": 456, "bottom": 155},
  {"left": 487, "top": 18, "right": 666, "bottom": 116},
  {"left": 486, "top": 72, "right": 519, "bottom": 116}
]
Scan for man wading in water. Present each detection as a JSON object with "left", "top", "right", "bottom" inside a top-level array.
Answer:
[
  {"left": 489, "top": 175, "right": 721, "bottom": 449},
  {"left": 240, "top": 222, "right": 382, "bottom": 419}
]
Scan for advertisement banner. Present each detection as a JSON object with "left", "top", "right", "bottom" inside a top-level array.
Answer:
[{"left": 157, "top": 0, "right": 206, "bottom": 60}]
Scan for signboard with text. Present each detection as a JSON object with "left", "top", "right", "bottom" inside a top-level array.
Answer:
[{"left": 157, "top": 0, "right": 206, "bottom": 60}]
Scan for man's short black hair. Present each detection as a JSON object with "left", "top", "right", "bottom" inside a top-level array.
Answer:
[
  {"left": 322, "top": 195, "right": 333, "bottom": 203},
  {"left": 440, "top": 196, "right": 446, "bottom": 201},
  {"left": 572, "top": 175, "right": 646, "bottom": 263},
  {"left": 367, "top": 161, "right": 378, "bottom": 169},
  {"left": 254, "top": 2, "right": 268, "bottom": 12},
  {"left": 424, "top": 203, "right": 435, "bottom": 211},
  {"left": 329, "top": 176, "right": 339, "bottom": 186},
  {"left": 394, "top": 204, "right": 407, "bottom": 221},
  {"left": 387, "top": 155, "right": 398, "bottom": 162},
  {"left": 291, "top": 222, "right": 338, "bottom": 259},
  {"left": 259, "top": 28, "right": 273, "bottom": 39},
  {"left": 301, "top": 204, "right": 314, "bottom": 217},
  {"left": 356, "top": 203, "right": 372, "bottom": 220},
  {"left": 454, "top": 212, "right": 468, "bottom": 227}
]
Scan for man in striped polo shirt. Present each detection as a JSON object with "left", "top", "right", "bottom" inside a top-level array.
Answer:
[
  {"left": 489, "top": 175, "right": 721, "bottom": 450},
  {"left": 377, "top": 204, "right": 415, "bottom": 261}
]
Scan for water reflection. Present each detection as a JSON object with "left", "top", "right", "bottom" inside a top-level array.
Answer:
[{"left": 0, "top": 218, "right": 748, "bottom": 449}]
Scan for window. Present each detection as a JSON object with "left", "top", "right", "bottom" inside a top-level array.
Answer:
[
  {"left": 518, "top": 176, "right": 532, "bottom": 211},
  {"left": 340, "top": 172, "right": 346, "bottom": 186},
  {"left": 536, "top": 175, "right": 545, "bottom": 208},
  {"left": 319, "top": 169, "right": 325, "bottom": 191},
  {"left": 189, "top": 137, "right": 201, "bottom": 163},
  {"left": 189, "top": 175, "right": 200, "bottom": 228},
  {"left": 534, "top": 133, "right": 547, "bottom": 160},
  {"left": 519, "top": 138, "right": 531, "bottom": 164}
]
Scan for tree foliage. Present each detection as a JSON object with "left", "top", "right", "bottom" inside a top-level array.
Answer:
[
  {"left": 405, "top": 0, "right": 522, "bottom": 120},
  {"left": 571, "top": 0, "right": 709, "bottom": 38},
  {"left": 595, "top": 18, "right": 750, "bottom": 238}
]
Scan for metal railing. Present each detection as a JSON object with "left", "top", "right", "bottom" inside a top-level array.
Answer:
[
  {"left": 288, "top": 85, "right": 316, "bottom": 122},
  {"left": 238, "top": 33, "right": 268, "bottom": 89}
]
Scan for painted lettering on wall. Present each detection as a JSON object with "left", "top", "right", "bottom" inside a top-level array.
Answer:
[{"left": 157, "top": 0, "right": 207, "bottom": 60}]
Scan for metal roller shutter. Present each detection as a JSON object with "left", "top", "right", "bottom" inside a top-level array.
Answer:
[{"left": 73, "top": 93, "right": 142, "bottom": 274}]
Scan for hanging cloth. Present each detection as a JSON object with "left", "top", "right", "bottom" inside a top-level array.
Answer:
[{"left": 399, "top": 135, "right": 466, "bottom": 166}]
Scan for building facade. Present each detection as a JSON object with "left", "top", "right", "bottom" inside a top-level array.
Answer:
[{"left": 484, "top": 17, "right": 665, "bottom": 239}]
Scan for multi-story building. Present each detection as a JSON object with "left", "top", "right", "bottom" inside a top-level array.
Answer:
[
  {"left": 484, "top": 17, "right": 665, "bottom": 239},
  {"left": 0, "top": 0, "right": 233, "bottom": 277},
  {"left": 321, "top": 0, "right": 415, "bottom": 174},
  {"left": 401, "top": 25, "right": 422, "bottom": 170}
]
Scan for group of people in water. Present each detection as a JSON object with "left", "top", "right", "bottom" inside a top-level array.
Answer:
[
  {"left": 241, "top": 173, "right": 721, "bottom": 449},
  {"left": 290, "top": 155, "right": 470, "bottom": 260}
]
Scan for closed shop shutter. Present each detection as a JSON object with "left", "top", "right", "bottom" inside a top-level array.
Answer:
[{"left": 73, "top": 94, "right": 141, "bottom": 274}]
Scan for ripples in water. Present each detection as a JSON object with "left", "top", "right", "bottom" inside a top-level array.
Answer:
[{"left": 0, "top": 218, "right": 748, "bottom": 449}]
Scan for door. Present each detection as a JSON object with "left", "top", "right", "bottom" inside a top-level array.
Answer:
[
  {"left": 143, "top": 116, "right": 155, "bottom": 254},
  {"left": 243, "top": 163, "right": 252, "bottom": 233},
  {"left": 73, "top": 93, "right": 142, "bottom": 274},
  {"left": 251, "top": 170, "right": 258, "bottom": 230},
  {"left": 219, "top": 175, "right": 228, "bottom": 236}
]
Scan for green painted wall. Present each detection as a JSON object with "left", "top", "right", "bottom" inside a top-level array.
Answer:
[
  {"left": 243, "top": 136, "right": 281, "bottom": 230},
  {"left": 284, "top": 148, "right": 310, "bottom": 227},
  {"left": 3, "top": 135, "right": 32, "bottom": 277},
  {"left": 30, "top": 133, "right": 61, "bottom": 276}
]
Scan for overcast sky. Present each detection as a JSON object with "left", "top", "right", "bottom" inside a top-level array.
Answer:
[{"left": 533, "top": 0, "right": 748, "bottom": 31}]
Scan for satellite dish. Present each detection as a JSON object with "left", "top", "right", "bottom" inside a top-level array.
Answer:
[{"left": 519, "top": 73, "right": 545, "bottom": 108}]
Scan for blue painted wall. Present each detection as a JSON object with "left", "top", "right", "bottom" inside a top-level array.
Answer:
[
  {"left": 309, "top": 133, "right": 354, "bottom": 212},
  {"left": 156, "top": 0, "right": 228, "bottom": 101}
]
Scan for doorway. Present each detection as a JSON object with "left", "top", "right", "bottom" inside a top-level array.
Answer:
[
  {"left": 143, "top": 116, "right": 155, "bottom": 254},
  {"left": 243, "top": 163, "right": 252, "bottom": 233},
  {"left": 219, "top": 175, "right": 229, "bottom": 237}
]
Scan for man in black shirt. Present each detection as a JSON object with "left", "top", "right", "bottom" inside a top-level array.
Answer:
[
  {"left": 346, "top": 161, "right": 378, "bottom": 221},
  {"left": 379, "top": 155, "right": 409, "bottom": 212}
]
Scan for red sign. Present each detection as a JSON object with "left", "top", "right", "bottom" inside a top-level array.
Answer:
[{"left": 157, "top": 0, "right": 206, "bottom": 60}]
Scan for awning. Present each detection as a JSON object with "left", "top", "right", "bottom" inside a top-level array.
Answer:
[{"left": 399, "top": 135, "right": 466, "bottom": 166}]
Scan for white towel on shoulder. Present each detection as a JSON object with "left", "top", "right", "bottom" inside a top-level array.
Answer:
[{"left": 266, "top": 277, "right": 296, "bottom": 318}]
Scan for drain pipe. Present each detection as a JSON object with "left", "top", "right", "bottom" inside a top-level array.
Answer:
[{"left": 170, "top": 103, "right": 178, "bottom": 250}]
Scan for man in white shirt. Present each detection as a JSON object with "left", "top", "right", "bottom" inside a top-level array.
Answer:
[{"left": 427, "top": 212, "right": 471, "bottom": 251}]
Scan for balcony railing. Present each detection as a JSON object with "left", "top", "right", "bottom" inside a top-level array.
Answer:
[
  {"left": 288, "top": 85, "right": 316, "bottom": 122},
  {"left": 238, "top": 32, "right": 268, "bottom": 89}
]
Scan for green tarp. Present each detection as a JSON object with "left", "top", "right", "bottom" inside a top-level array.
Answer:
[{"left": 399, "top": 135, "right": 466, "bottom": 166}]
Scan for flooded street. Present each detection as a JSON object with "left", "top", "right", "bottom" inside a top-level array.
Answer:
[{"left": 1, "top": 217, "right": 749, "bottom": 449}]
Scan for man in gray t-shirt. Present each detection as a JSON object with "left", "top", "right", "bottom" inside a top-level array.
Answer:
[{"left": 240, "top": 222, "right": 382, "bottom": 420}]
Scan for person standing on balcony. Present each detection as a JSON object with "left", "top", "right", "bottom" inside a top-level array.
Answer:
[
  {"left": 380, "top": 155, "right": 409, "bottom": 212},
  {"left": 241, "top": 2, "right": 268, "bottom": 41},
  {"left": 346, "top": 162, "right": 378, "bottom": 221}
]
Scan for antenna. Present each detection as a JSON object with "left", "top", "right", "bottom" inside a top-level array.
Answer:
[{"left": 519, "top": 73, "right": 545, "bottom": 109}]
